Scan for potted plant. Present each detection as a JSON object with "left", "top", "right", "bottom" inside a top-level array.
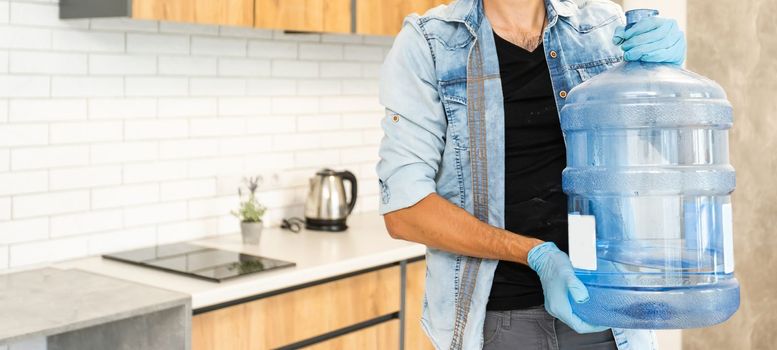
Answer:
[{"left": 231, "top": 176, "right": 266, "bottom": 244}]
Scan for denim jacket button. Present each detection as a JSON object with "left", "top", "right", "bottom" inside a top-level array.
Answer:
[
  {"left": 559, "top": 90, "right": 568, "bottom": 98},
  {"left": 550, "top": 50, "right": 558, "bottom": 58}
]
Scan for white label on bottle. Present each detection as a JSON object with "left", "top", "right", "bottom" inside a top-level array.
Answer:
[
  {"left": 568, "top": 214, "right": 597, "bottom": 270},
  {"left": 722, "top": 203, "right": 734, "bottom": 273}
]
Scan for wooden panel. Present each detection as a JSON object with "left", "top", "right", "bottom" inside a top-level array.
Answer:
[
  {"left": 132, "top": 0, "right": 191, "bottom": 22},
  {"left": 356, "top": 0, "right": 449, "bottom": 36},
  {"left": 255, "top": 0, "right": 350, "bottom": 33},
  {"left": 323, "top": 0, "right": 352, "bottom": 33},
  {"left": 192, "top": 266, "right": 401, "bottom": 350},
  {"left": 405, "top": 260, "right": 435, "bottom": 350},
  {"left": 303, "top": 319, "right": 400, "bottom": 350},
  {"left": 193, "top": 0, "right": 253, "bottom": 26},
  {"left": 355, "top": 0, "right": 401, "bottom": 36},
  {"left": 405, "top": 0, "right": 449, "bottom": 18},
  {"left": 256, "top": 0, "right": 322, "bottom": 32},
  {"left": 132, "top": 0, "right": 253, "bottom": 27}
]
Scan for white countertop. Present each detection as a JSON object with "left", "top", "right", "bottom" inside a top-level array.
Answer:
[{"left": 56, "top": 212, "right": 426, "bottom": 310}]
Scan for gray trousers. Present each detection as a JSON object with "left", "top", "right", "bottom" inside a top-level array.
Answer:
[{"left": 482, "top": 306, "right": 617, "bottom": 350}]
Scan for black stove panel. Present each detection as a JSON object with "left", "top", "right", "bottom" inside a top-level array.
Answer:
[{"left": 103, "top": 243, "right": 295, "bottom": 282}]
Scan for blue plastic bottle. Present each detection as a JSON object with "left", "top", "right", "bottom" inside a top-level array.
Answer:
[{"left": 560, "top": 9, "right": 740, "bottom": 329}]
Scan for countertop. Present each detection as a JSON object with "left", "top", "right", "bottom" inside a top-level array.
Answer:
[
  {"left": 57, "top": 212, "right": 426, "bottom": 311},
  {"left": 0, "top": 268, "right": 189, "bottom": 344}
]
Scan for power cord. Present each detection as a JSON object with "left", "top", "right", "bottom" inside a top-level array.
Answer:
[{"left": 281, "top": 217, "right": 305, "bottom": 233}]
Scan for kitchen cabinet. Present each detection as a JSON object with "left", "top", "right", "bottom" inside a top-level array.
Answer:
[
  {"left": 60, "top": 0, "right": 254, "bottom": 27},
  {"left": 190, "top": 260, "right": 435, "bottom": 349},
  {"left": 133, "top": 0, "right": 254, "bottom": 26},
  {"left": 405, "top": 259, "right": 435, "bottom": 349},
  {"left": 62, "top": 0, "right": 446, "bottom": 36},
  {"left": 356, "top": 0, "right": 449, "bottom": 36},
  {"left": 304, "top": 319, "right": 399, "bottom": 350},
  {"left": 191, "top": 266, "right": 401, "bottom": 349},
  {"left": 255, "top": 0, "right": 352, "bottom": 33}
]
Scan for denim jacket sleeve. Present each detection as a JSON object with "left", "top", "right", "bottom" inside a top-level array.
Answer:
[{"left": 376, "top": 17, "right": 447, "bottom": 215}]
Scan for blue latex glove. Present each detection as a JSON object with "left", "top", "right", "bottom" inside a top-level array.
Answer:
[
  {"left": 613, "top": 16, "right": 686, "bottom": 64},
  {"left": 528, "top": 242, "right": 609, "bottom": 334}
]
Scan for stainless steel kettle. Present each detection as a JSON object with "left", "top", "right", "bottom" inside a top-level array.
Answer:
[{"left": 304, "top": 169, "right": 358, "bottom": 231}]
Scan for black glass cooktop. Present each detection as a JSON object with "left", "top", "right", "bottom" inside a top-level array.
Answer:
[{"left": 103, "top": 243, "right": 295, "bottom": 282}]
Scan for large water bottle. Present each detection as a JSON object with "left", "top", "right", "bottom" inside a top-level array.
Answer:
[{"left": 560, "top": 9, "right": 740, "bottom": 329}]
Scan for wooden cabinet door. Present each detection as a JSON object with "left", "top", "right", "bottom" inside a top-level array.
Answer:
[
  {"left": 132, "top": 0, "right": 254, "bottom": 27},
  {"left": 192, "top": 266, "right": 401, "bottom": 350},
  {"left": 255, "top": 0, "right": 351, "bottom": 33},
  {"left": 356, "top": 0, "right": 449, "bottom": 36},
  {"left": 405, "top": 260, "right": 435, "bottom": 349},
  {"left": 303, "top": 319, "right": 399, "bottom": 350}
]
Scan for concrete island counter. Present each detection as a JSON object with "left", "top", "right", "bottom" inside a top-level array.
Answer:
[{"left": 0, "top": 268, "right": 191, "bottom": 350}]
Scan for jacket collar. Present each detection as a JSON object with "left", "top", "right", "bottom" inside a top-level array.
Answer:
[{"left": 444, "top": 0, "right": 579, "bottom": 33}]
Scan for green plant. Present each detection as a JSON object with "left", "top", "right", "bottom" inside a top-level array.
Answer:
[{"left": 231, "top": 176, "right": 266, "bottom": 223}]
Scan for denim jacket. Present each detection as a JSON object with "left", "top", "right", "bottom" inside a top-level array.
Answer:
[{"left": 377, "top": 0, "right": 658, "bottom": 349}]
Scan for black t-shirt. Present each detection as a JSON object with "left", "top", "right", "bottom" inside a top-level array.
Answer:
[{"left": 487, "top": 33, "right": 569, "bottom": 311}]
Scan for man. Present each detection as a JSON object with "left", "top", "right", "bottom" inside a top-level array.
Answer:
[{"left": 376, "top": 0, "right": 685, "bottom": 349}]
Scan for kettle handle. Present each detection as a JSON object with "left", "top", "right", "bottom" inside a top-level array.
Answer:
[{"left": 339, "top": 170, "right": 358, "bottom": 214}]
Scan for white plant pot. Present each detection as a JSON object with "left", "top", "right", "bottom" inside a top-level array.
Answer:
[{"left": 241, "top": 221, "right": 263, "bottom": 245}]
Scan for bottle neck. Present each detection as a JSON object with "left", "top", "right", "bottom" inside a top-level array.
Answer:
[{"left": 625, "top": 9, "right": 659, "bottom": 30}]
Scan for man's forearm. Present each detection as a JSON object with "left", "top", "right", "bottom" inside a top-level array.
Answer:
[{"left": 383, "top": 193, "right": 543, "bottom": 265}]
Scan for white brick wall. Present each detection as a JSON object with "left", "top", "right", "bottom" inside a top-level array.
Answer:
[
  {"left": 0, "top": 0, "right": 391, "bottom": 269},
  {"left": 52, "top": 76, "right": 123, "bottom": 97},
  {"left": 159, "top": 56, "right": 218, "bottom": 76},
  {"left": 89, "top": 54, "right": 157, "bottom": 75},
  {"left": 13, "top": 190, "right": 90, "bottom": 218},
  {"left": 10, "top": 99, "right": 87, "bottom": 122},
  {"left": 10, "top": 51, "right": 87, "bottom": 74}
]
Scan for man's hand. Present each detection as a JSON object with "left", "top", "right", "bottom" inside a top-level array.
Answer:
[
  {"left": 528, "top": 242, "right": 609, "bottom": 334},
  {"left": 613, "top": 16, "right": 686, "bottom": 65}
]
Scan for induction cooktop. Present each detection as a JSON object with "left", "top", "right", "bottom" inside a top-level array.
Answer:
[{"left": 103, "top": 242, "right": 295, "bottom": 282}]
